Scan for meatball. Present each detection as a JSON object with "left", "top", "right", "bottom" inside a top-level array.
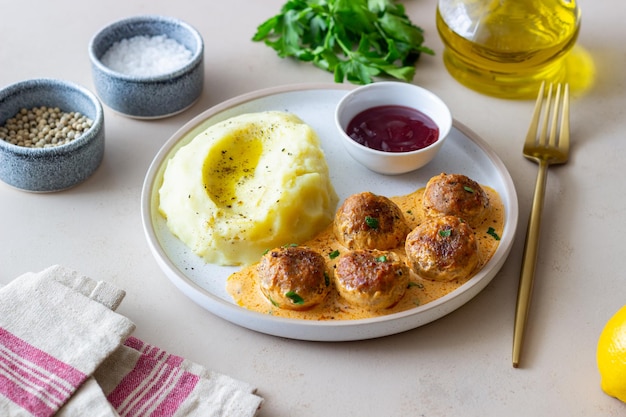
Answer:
[
  {"left": 334, "top": 192, "right": 410, "bottom": 251},
  {"left": 258, "top": 246, "right": 330, "bottom": 310},
  {"left": 423, "top": 173, "right": 490, "bottom": 226},
  {"left": 334, "top": 250, "right": 410, "bottom": 310},
  {"left": 405, "top": 215, "right": 479, "bottom": 282}
]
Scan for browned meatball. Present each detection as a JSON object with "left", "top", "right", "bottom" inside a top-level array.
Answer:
[
  {"left": 423, "top": 173, "right": 490, "bottom": 226},
  {"left": 405, "top": 215, "right": 479, "bottom": 282},
  {"left": 258, "top": 246, "right": 330, "bottom": 310},
  {"left": 334, "top": 250, "right": 410, "bottom": 310},
  {"left": 334, "top": 192, "right": 410, "bottom": 251}
]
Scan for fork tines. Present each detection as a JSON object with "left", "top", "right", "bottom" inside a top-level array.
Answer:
[{"left": 532, "top": 82, "right": 570, "bottom": 149}]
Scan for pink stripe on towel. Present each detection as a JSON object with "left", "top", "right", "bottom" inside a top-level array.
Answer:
[
  {"left": 124, "top": 337, "right": 184, "bottom": 367},
  {"left": 0, "top": 327, "right": 87, "bottom": 417},
  {"left": 108, "top": 345, "right": 199, "bottom": 417},
  {"left": 123, "top": 336, "right": 144, "bottom": 352},
  {"left": 151, "top": 370, "right": 201, "bottom": 416},
  {"left": 0, "top": 375, "right": 55, "bottom": 417}
]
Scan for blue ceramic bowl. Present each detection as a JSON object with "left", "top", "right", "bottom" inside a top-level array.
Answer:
[
  {"left": 0, "top": 78, "right": 105, "bottom": 192},
  {"left": 89, "top": 15, "right": 204, "bottom": 119}
]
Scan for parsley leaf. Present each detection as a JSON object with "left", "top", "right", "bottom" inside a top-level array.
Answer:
[
  {"left": 487, "top": 227, "right": 501, "bottom": 241},
  {"left": 252, "top": 0, "right": 434, "bottom": 84},
  {"left": 268, "top": 296, "right": 280, "bottom": 307},
  {"left": 286, "top": 291, "right": 305, "bottom": 305},
  {"left": 365, "top": 216, "right": 379, "bottom": 229}
]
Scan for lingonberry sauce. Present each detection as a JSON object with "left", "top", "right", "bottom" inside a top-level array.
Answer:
[{"left": 346, "top": 105, "right": 439, "bottom": 152}]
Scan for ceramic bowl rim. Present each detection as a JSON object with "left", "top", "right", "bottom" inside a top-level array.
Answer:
[
  {"left": 88, "top": 14, "right": 204, "bottom": 83},
  {"left": 335, "top": 81, "right": 453, "bottom": 157},
  {"left": 0, "top": 77, "right": 104, "bottom": 157}
]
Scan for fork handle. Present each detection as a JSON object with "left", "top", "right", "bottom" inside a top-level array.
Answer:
[{"left": 512, "top": 160, "right": 550, "bottom": 368}]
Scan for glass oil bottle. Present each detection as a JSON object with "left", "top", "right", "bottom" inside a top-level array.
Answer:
[{"left": 436, "top": 0, "right": 581, "bottom": 99}]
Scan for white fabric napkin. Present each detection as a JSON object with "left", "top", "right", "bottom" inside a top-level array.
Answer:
[
  {"left": 0, "top": 267, "right": 135, "bottom": 416},
  {"left": 0, "top": 265, "right": 263, "bottom": 417}
]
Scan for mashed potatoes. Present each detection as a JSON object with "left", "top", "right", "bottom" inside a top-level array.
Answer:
[{"left": 159, "top": 111, "right": 338, "bottom": 266}]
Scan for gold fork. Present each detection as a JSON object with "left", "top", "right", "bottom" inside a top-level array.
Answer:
[{"left": 512, "top": 82, "right": 570, "bottom": 368}]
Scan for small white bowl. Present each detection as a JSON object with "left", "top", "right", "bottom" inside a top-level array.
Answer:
[
  {"left": 89, "top": 15, "right": 204, "bottom": 119},
  {"left": 335, "top": 82, "right": 452, "bottom": 175}
]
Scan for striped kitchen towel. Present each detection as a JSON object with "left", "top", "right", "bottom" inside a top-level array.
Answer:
[
  {"left": 0, "top": 268, "right": 135, "bottom": 417},
  {"left": 0, "top": 266, "right": 263, "bottom": 417},
  {"left": 95, "top": 337, "right": 262, "bottom": 417}
]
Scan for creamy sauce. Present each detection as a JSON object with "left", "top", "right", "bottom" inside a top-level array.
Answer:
[{"left": 226, "top": 186, "right": 504, "bottom": 320}]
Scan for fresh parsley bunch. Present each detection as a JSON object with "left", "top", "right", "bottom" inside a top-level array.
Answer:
[{"left": 252, "top": 0, "right": 434, "bottom": 85}]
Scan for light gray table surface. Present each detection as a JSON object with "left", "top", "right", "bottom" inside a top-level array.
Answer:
[{"left": 1, "top": 1, "right": 625, "bottom": 415}]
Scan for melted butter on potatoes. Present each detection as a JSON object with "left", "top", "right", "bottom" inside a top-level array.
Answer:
[{"left": 159, "top": 111, "right": 338, "bottom": 266}]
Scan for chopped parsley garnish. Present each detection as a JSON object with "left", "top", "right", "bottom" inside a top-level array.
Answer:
[
  {"left": 463, "top": 186, "right": 475, "bottom": 193},
  {"left": 439, "top": 228, "right": 452, "bottom": 238},
  {"left": 286, "top": 291, "right": 304, "bottom": 305},
  {"left": 329, "top": 249, "right": 340, "bottom": 259},
  {"left": 365, "top": 216, "right": 379, "bottom": 229},
  {"left": 487, "top": 227, "right": 501, "bottom": 241},
  {"left": 269, "top": 296, "right": 279, "bottom": 307},
  {"left": 376, "top": 255, "right": 388, "bottom": 262}
]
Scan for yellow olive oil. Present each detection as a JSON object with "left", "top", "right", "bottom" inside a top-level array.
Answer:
[
  {"left": 202, "top": 131, "right": 263, "bottom": 208},
  {"left": 436, "top": 0, "right": 581, "bottom": 98}
]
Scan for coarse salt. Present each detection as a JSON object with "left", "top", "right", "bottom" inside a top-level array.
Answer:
[{"left": 101, "top": 34, "right": 192, "bottom": 76}]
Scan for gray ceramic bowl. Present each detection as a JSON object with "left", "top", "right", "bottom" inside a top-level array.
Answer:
[
  {"left": 89, "top": 15, "right": 204, "bottom": 119},
  {"left": 0, "top": 78, "right": 105, "bottom": 192}
]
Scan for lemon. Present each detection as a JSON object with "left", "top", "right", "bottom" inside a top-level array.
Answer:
[{"left": 597, "top": 304, "right": 626, "bottom": 402}]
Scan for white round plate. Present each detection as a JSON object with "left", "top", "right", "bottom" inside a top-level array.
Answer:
[{"left": 141, "top": 83, "right": 519, "bottom": 341}]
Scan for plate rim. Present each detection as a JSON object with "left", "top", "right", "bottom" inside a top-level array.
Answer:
[{"left": 141, "top": 82, "right": 519, "bottom": 341}]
